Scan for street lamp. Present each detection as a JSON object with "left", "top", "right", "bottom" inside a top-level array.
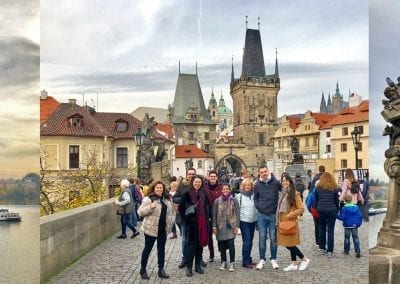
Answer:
[
  {"left": 135, "top": 127, "right": 145, "bottom": 180},
  {"left": 351, "top": 125, "right": 361, "bottom": 180}
]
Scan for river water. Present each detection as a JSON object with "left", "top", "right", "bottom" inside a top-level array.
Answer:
[
  {"left": 369, "top": 213, "right": 386, "bottom": 249},
  {"left": 0, "top": 205, "right": 39, "bottom": 283}
]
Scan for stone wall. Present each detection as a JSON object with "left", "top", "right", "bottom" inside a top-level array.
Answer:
[{"left": 40, "top": 199, "right": 120, "bottom": 282}]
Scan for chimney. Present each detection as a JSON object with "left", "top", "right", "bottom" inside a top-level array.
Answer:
[
  {"left": 40, "top": 89, "right": 48, "bottom": 100},
  {"left": 68, "top": 99, "right": 76, "bottom": 105}
]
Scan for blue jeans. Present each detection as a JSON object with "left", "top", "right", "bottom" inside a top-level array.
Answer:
[
  {"left": 181, "top": 223, "right": 188, "bottom": 262},
  {"left": 240, "top": 221, "right": 256, "bottom": 266},
  {"left": 121, "top": 212, "right": 137, "bottom": 235},
  {"left": 141, "top": 233, "right": 167, "bottom": 270},
  {"left": 257, "top": 213, "right": 277, "bottom": 261},
  {"left": 344, "top": 228, "right": 360, "bottom": 253},
  {"left": 318, "top": 212, "right": 337, "bottom": 253}
]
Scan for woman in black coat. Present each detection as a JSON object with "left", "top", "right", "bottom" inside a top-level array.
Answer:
[{"left": 180, "top": 175, "right": 211, "bottom": 277}]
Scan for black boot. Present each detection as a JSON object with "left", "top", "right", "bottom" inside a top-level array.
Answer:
[
  {"left": 186, "top": 267, "right": 193, "bottom": 277},
  {"left": 195, "top": 265, "right": 204, "bottom": 274},
  {"left": 140, "top": 268, "right": 150, "bottom": 279},
  {"left": 158, "top": 269, "right": 169, "bottom": 279},
  {"left": 178, "top": 261, "right": 186, "bottom": 269}
]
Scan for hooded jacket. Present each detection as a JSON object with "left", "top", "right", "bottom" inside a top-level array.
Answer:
[{"left": 337, "top": 203, "right": 362, "bottom": 228}]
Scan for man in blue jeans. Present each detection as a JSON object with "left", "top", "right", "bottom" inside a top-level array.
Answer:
[{"left": 253, "top": 166, "right": 281, "bottom": 270}]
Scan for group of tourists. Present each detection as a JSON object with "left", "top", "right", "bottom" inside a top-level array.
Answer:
[{"left": 114, "top": 165, "right": 367, "bottom": 280}]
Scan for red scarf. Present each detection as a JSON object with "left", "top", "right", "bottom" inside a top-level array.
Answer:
[{"left": 189, "top": 188, "right": 209, "bottom": 247}]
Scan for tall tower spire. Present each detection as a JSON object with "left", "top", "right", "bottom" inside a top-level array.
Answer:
[
  {"left": 241, "top": 23, "right": 266, "bottom": 77},
  {"left": 274, "top": 48, "right": 279, "bottom": 79},
  {"left": 230, "top": 55, "right": 235, "bottom": 85},
  {"left": 245, "top": 15, "right": 248, "bottom": 29},
  {"left": 258, "top": 17, "right": 260, "bottom": 30},
  {"left": 320, "top": 90, "right": 327, "bottom": 113}
]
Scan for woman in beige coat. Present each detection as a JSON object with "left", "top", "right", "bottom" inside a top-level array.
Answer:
[
  {"left": 138, "top": 181, "right": 175, "bottom": 280},
  {"left": 277, "top": 173, "right": 310, "bottom": 271}
]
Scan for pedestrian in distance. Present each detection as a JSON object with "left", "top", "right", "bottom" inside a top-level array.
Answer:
[
  {"left": 313, "top": 172, "right": 340, "bottom": 258},
  {"left": 138, "top": 181, "right": 176, "bottom": 280},
  {"left": 212, "top": 183, "right": 240, "bottom": 272},
  {"left": 277, "top": 173, "right": 310, "bottom": 271},
  {"left": 114, "top": 179, "right": 140, "bottom": 239},
  {"left": 337, "top": 193, "right": 362, "bottom": 258},
  {"left": 169, "top": 181, "right": 180, "bottom": 239},
  {"left": 180, "top": 175, "right": 211, "bottom": 277},
  {"left": 339, "top": 169, "right": 364, "bottom": 211},
  {"left": 235, "top": 178, "right": 258, "bottom": 268}
]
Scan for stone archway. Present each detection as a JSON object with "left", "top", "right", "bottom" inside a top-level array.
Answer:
[{"left": 215, "top": 154, "right": 246, "bottom": 177}]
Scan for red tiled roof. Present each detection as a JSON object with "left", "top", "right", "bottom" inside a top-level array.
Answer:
[
  {"left": 155, "top": 123, "right": 173, "bottom": 139},
  {"left": 329, "top": 101, "right": 369, "bottom": 126},
  {"left": 94, "top": 112, "right": 141, "bottom": 139},
  {"left": 40, "top": 96, "right": 60, "bottom": 125},
  {"left": 175, "top": 145, "right": 211, "bottom": 158},
  {"left": 287, "top": 116, "right": 301, "bottom": 130},
  {"left": 311, "top": 113, "right": 337, "bottom": 127}
]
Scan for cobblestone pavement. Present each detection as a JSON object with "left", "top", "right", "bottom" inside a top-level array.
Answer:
[{"left": 50, "top": 210, "right": 368, "bottom": 284}]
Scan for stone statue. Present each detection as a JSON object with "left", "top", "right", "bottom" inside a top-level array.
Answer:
[{"left": 291, "top": 137, "right": 299, "bottom": 153}]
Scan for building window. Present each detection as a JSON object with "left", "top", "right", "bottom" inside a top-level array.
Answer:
[
  {"left": 326, "top": 131, "right": 331, "bottom": 138},
  {"left": 341, "top": 143, "right": 347, "bottom": 152},
  {"left": 70, "top": 117, "right": 82, "bottom": 127},
  {"left": 204, "top": 132, "right": 210, "bottom": 140},
  {"left": 357, "top": 125, "right": 364, "bottom": 134},
  {"left": 204, "top": 144, "right": 210, "bottom": 152},
  {"left": 326, "top": 145, "right": 331, "bottom": 153},
  {"left": 282, "top": 128, "right": 286, "bottom": 133},
  {"left": 198, "top": 160, "right": 202, "bottom": 169},
  {"left": 116, "top": 122, "right": 127, "bottom": 132},
  {"left": 69, "top": 145, "right": 80, "bottom": 169},
  {"left": 286, "top": 139, "right": 290, "bottom": 147},
  {"left": 116, "top": 147, "right": 128, "bottom": 168},
  {"left": 342, "top": 127, "right": 348, "bottom": 136},
  {"left": 341, "top": 159, "right": 347, "bottom": 168},
  {"left": 258, "top": 133, "right": 265, "bottom": 145},
  {"left": 189, "top": 132, "right": 195, "bottom": 140},
  {"left": 313, "top": 137, "right": 318, "bottom": 146},
  {"left": 212, "top": 111, "right": 215, "bottom": 117},
  {"left": 306, "top": 137, "right": 309, "bottom": 147},
  {"left": 278, "top": 140, "right": 282, "bottom": 148}
]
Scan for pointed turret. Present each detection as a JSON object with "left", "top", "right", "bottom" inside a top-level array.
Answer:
[
  {"left": 327, "top": 92, "right": 333, "bottom": 113},
  {"left": 208, "top": 87, "right": 217, "bottom": 107},
  {"left": 241, "top": 28, "right": 266, "bottom": 77},
  {"left": 320, "top": 91, "right": 327, "bottom": 113},
  {"left": 274, "top": 48, "right": 279, "bottom": 79},
  {"left": 230, "top": 55, "right": 235, "bottom": 85},
  {"left": 334, "top": 80, "right": 342, "bottom": 97}
]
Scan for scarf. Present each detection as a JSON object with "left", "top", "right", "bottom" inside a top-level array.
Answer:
[
  {"left": 222, "top": 193, "right": 231, "bottom": 201},
  {"left": 216, "top": 195, "right": 237, "bottom": 231},
  {"left": 241, "top": 191, "right": 253, "bottom": 198},
  {"left": 189, "top": 187, "right": 208, "bottom": 247},
  {"left": 278, "top": 188, "right": 289, "bottom": 213}
]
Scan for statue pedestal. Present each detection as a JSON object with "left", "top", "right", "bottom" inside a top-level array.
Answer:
[
  {"left": 370, "top": 246, "right": 400, "bottom": 283},
  {"left": 377, "top": 222, "right": 400, "bottom": 250}
]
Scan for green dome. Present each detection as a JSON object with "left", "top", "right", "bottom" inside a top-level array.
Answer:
[{"left": 217, "top": 105, "right": 232, "bottom": 114}]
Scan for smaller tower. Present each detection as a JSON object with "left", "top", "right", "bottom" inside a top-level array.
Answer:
[
  {"left": 208, "top": 87, "right": 218, "bottom": 121},
  {"left": 320, "top": 91, "right": 327, "bottom": 113}
]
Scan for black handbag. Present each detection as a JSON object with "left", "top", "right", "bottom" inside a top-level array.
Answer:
[
  {"left": 184, "top": 202, "right": 198, "bottom": 216},
  {"left": 116, "top": 205, "right": 126, "bottom": 215}
]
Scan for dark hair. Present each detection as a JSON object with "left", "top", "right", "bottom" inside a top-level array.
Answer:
[
  {"left": 148, "top": 181, "right": 169, "bottom": 199},
  {"left": 344, "top": 168, "right": 356, "bottom": 183},
  {"left": 208, "top": 170, "right": 218, "bottom": 177},
  {"left": 190, "top": 175, "right": 204, "bottom": 188},
  {"left": 318, "top": 165, "right": 326, "bottom": 173},
  {"left": 280, "top": 172, "right": 296, "bottom": 207}
]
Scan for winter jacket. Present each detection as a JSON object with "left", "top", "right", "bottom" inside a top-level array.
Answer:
[
  {"left": 212, "top": 196, "right": 240, "bottom": 241},
  {"left": 235, "top": 192, "right": 258, "bottom": 223},
  {"left": 314, "top": 188, "right": 339, "bottom": 214},
  {"left": 116, "top": 189, "right": 135, "bottom": 214},
  {"left": 138, "top": 195, "right": 175, "bottom": 237},
  {"left": 253, "top": 175, "right": 281, "bottom": 215},
  {"left": 337, "top": 203, "right": 362, "bottom": 228},
  {"left": 339, "top": 179, "right": 364, "bottom": 204}
]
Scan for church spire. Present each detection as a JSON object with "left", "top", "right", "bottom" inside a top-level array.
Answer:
[
  {"left": 241, "top": 19, "right": 266, "bottom": 77},
  {"left": 230, "top": 55, "right": 235, "bottom": 85},
  {"left": 274, "top": 48, "right": 279, "bottom": 79},
  {"left": 334, "top": 80, "right": 341, "bottom": 97},
  {"left": 320, "top": 90, "right": 327, "bottom": 113}
]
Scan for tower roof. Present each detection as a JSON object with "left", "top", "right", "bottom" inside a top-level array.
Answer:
[
  {"left": 172, "top": 73, "right": 213, "bottom": 123},
  {"left": 320, "top": 91, "right": 328, "bottom": 113},
  {"left": 334, "top": 81, "right": 342, "bottom": 97},
  {"left": 241, "top": 28, "right": 266, "bottom": 77},
  {"left": 208, "top": 87, "right": 217, "bottom": 106}
]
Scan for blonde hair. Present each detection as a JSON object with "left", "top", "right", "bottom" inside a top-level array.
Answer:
[
  {"left": 170, "top": 181, "right": 178, "bottom": 191},
  {"left": 240, "top": 178, "right": 254, "bottom": 191}
]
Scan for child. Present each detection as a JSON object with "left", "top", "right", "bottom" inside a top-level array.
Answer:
[
  {"left": 337, "top": 193, "right": 362, "bottom": 257},
  {"left": 212, "top": 184, "right": 240, "bottom": 271},
  {"left": 169, "top": 181, "right": 179, "bottom": 239}
]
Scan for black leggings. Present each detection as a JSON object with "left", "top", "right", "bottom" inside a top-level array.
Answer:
[
  {"left": 218, "top": 238, "right": 235, "bottom": 263},
  {"left": 286, "top": 246, "right": 304, "bottom": 261}
]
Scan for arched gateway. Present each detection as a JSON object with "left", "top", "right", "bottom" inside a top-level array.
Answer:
[{"left": 215, "top": 154, "right": 246, "bottom": 177}]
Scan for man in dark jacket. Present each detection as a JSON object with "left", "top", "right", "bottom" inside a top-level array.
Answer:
[
  {"left": 253, "top": 166, "right": 281, "bottom": 270},
  {"left": 173, "top": 168, "right": 196, "bottom": 269},
  {"left": 310, "top": 165, "right": 325, "bottom": 190}
]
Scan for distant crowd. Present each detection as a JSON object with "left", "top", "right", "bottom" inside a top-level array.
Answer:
[{"left": 113, "top": 165, "right": 369, "bottom": 280}]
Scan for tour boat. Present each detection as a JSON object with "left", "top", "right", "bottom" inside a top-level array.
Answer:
[{"left": 0, "top": 208, "right": 22, "bottom": 221}]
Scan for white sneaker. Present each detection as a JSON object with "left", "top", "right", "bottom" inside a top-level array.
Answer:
[
  {"left": 270, "top": 259, "right": 279, "bottom": 269},
  {"left": 255, "top": 260, "right": 265, "bottom": 270},
  {"left": 298, "top": 258, "right": 310, "bottom": 271},
  {"left": 283, "top": 264, "right": 298, "bottom": 271},
  {"left": 228, "top": 262, "right": 235, "bottom": 272},
  {"left": 219, "top": 261, "right": 227, "bottom": 270}
]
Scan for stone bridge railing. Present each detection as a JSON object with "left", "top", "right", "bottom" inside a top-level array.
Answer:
[{"left": 40, "top": 199, "right": 120, "bottom": 282}]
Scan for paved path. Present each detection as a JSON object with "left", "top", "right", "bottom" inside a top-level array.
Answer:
[{"left": 50, "top": 211, "right": 368, "bottom": 283}]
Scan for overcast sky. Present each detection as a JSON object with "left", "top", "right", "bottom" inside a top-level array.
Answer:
[
  {"left": 0, "top": 1, "right": 39, "bottom": 178},
  {"left": 369, "top": 0, "right": 400, "bottom": 182},
  {"left": 41, "top": 0, "right": 368, "bottom": 117}
]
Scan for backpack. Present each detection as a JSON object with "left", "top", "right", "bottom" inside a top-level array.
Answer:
[
  {"left": 295, "top": 179, "right": 306, "bottom": 193},
  {"left": 350, "top": 181, "right": 361, "bottom": 194},
  {"left": 305, "top": 188, "right": 315, "bottom": 212}
]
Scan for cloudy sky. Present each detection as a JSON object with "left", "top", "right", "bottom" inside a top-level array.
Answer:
[
  {"left": 41, "top": 0, "right": 368, "bottom": 117},
  {"left": 0, "top": 1, "right": 39, "bottom": 178},
  {"left": 370, "top": 0, "right": 400, "bottom": 182}
]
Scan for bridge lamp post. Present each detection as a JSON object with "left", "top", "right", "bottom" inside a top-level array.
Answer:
[
  {"left": 135, "top": 127, "right": 145, "bottom": 181},
  {"left": 351, "top": 126, "right": 361, "bottom": 180}
]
